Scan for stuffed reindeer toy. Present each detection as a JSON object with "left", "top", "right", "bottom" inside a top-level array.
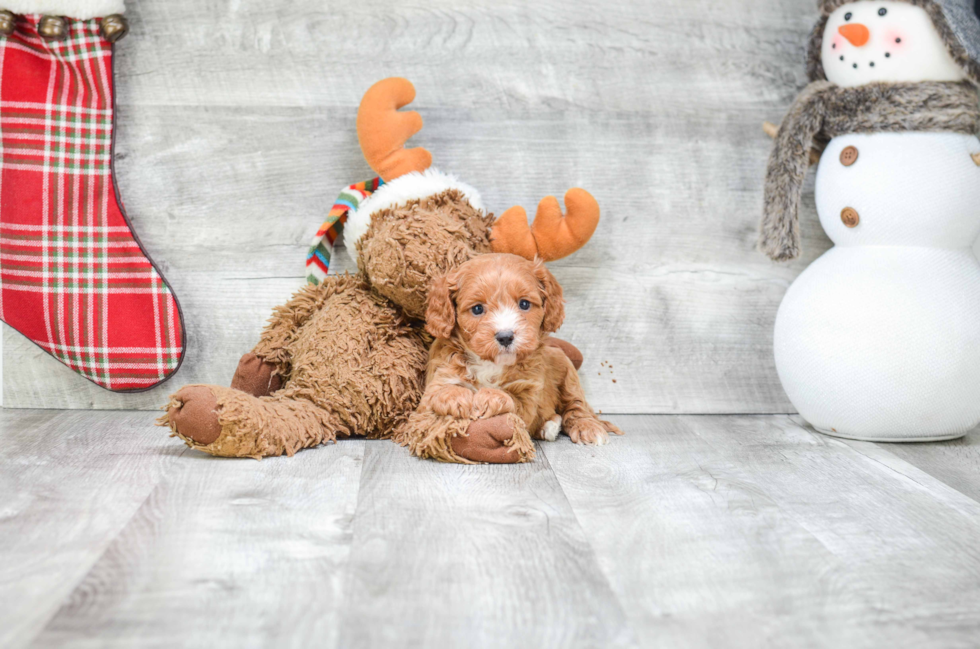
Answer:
[{"left": 161, "top": 78, "right": 606, "bottom": 464}]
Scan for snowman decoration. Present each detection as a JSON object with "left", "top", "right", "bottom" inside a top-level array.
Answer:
[{"left": 760, "top": 0, "right": 980, "bottom": 441}]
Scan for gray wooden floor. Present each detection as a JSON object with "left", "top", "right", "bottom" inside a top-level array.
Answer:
[{"left": 3, "top": 409, "right": 980, "bottom": 648}]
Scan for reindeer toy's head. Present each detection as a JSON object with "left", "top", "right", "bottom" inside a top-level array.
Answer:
[{"left": 336, "top": 78, "right": 600, "bottom": 320}]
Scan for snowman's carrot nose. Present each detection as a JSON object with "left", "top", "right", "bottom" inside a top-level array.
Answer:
[{"left": 839, "top": 23, "right": 870, "bottom": 47}]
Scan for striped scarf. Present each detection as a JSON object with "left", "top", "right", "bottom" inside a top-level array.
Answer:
[{"left": 305, "top": 177, "right": 384, "bottom": 284}]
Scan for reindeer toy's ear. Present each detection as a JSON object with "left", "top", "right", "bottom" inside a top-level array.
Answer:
[{"left": 491, "top": 188, "right": 601, "bottom": 262}]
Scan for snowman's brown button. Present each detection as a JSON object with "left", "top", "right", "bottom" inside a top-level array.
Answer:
[
  {"left": 841, "top": 207, "right": 860, "bottom": 228},
  {"left": 840, "top": 146, "right": 859, "bottom": 166}
]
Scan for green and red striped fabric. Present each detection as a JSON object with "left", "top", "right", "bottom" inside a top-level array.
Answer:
[{"left": 305, "top": 177, "right": 383, "bottom": 285}]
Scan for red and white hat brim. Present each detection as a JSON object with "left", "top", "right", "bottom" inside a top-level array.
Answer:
[{"left": 3, "top": 0, "right": 125, "bottom": 19}]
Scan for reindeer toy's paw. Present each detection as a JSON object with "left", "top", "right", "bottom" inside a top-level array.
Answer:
[
  {"left": 451, "top": 415, "right": 529, "bottom": 464},
  {"left": 230, "top": 353, "right": 282, "bottom": 397},
  {"left": 163, "top": 385, "right": 223, "bottom": 446}
]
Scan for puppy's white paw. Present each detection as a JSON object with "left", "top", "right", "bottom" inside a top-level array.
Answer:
[
  {"left": 590, "top": 432, "right": 609, "bottom": 446},
  {"left": 542, "top": 416, "right": 561, "bottom": 442},
  {"left": 566, "top": 418, "right": 610, "bottom": 446}
]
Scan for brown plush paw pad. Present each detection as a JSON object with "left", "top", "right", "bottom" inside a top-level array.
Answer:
[
  {"left": 546, "top": 338, "right": 583, "bottom": 370},
  {"left": 230, "top": 353, "right": 282, "bottom": 397},
  {"left": 452, "top": 415, "right": 521, "bottom": 464},
  {"left": 168, "top": 386, "right": 222, "bottom": 445}
]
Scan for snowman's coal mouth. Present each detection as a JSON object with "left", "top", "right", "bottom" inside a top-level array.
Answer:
[{"left": 839, "top": 57, "right": 887, "bottom": 69}]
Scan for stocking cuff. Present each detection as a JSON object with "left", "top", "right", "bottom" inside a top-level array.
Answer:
[{"left": 3, "top": 0, "right": 124, "bottom": 19}]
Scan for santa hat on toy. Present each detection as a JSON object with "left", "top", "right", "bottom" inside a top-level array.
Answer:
[{"left": 808, "top": 0, "right": 980, "bottom": 84}]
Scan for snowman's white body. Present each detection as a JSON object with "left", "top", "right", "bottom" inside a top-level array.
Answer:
[
  {"left": 773, "top": 1, "right": 980, "bottom": 440},
  {"left": 774, "top": 132, "right": 980, "bottom": 440}
]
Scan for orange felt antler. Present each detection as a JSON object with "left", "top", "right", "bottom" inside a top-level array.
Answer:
[
  {"left": 356, "top": 78, "right": 432, "bottom": 182},
  {"left": 491, "top": 188, "right": 600, "bottom": 262}
]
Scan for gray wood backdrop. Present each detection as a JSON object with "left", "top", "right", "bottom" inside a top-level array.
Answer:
[{"left": 7, "top": 0, "right": 970, "bottom": 411}]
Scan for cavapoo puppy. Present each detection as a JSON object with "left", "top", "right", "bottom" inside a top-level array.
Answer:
[{"left": 419, "top": 253, "right": 622, "bottom": 449}]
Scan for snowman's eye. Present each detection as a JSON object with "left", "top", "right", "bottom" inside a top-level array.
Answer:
[
  {"left": 844, "top": 11, "right": 853, "bottom": 20},
  {"left": 878, "top": 7, "right": 887, "bottom": 16}
]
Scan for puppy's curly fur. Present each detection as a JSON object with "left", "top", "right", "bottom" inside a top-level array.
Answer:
[{"left": 413, "top": 253, "right": 622, "bottom": 451}]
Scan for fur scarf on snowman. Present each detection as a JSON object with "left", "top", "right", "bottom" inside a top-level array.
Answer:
[
  {"left": 759, "top": 0, "right": 980, "bottom": 262},
  {"left": 760, "top": 80, "right": 980, "bottom": 261}
]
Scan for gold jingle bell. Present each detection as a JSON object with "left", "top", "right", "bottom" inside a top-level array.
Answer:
[
  {"left": 100, "top": 13, "right": 128, "bottom": 43},
  {"left": 0, "top": 10, "right": 16, "bottom": 37},
  {"left": 38, "top": 15, "right": 69, "bottom": 41}
]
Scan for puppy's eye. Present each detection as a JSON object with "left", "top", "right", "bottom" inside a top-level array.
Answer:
[
  {"left": 470, "top": 304, "right": 484, "bottom": 316},
  {"left": 844, "top": 11, "right": 852, "bottom": 20},
  {"left": 519, "top": 299, "right": 531, "bottom": 311},
  {"left": 878, "top": 7, "right": 887, "bottom": 16}
]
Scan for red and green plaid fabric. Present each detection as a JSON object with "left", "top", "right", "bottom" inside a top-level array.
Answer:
[
  {"left": 0, "top": 14, "right": 184, "bottom": 391},
  {"left": 306, "top": 177, "right": 383, "bottom": 285}
]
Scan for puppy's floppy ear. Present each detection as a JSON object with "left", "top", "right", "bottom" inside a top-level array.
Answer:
[
  {"left": 425, "top": 270, "right": 458, "bottom": 339},
  {"left": 533, "top": 259, "right": 565, "bottom": 333}
]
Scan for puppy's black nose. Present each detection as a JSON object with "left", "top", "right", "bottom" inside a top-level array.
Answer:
[{"left": 495, "top": 331, "right": 515, "bottom": 347}]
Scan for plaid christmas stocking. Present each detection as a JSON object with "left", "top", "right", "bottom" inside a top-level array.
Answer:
[{"left": 0, "top": 2, "right": 185, "bottom": 392}]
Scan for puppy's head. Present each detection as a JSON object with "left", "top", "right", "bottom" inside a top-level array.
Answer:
[{"left": 426, "top": 253, "right": 565, "bottom": 364}]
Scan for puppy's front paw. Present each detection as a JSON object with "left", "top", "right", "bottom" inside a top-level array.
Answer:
[
  {"left": 435, "top": 402, "right": 471, "bottom": 419},
  {"left": 565, "top": 417, "right": 610, "bottom": 446},
  {"left": 540, "top": 415, "right": 561, "bottom": 442},
  {"left": 471, "top": 388, "right": 515, "bottom": 418},
  {"left": 425, "top": 386, "right": 474, "bottom": 419}
]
